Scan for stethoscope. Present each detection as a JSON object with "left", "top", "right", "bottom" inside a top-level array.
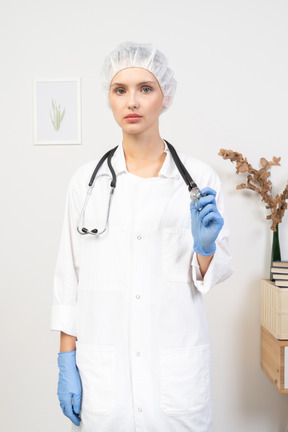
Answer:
[{"left": 77, "top": 140, "right": 202, "bottom": 236}]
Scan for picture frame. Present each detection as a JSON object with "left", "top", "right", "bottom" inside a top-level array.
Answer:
[{"left": 33, "top": 78, "right": 81, "bottom": 145}]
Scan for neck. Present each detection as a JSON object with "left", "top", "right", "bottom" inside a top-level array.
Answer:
[
  {"left": 122, "top": 129, "right": 164, "bottom": 161},
  {"left": 121, "top": 128, "right": 167, "bottom": 178}
]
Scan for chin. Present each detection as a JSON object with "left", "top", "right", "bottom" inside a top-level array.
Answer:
[
  {"left": 124, "top": 130, "right": 143, "bottom": 136},
  {"left": 122, "top": 125, "right": 145, "bottom": 134}
]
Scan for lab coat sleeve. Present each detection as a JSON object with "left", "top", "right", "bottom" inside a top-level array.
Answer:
[
  {"left": 191, "top": 171, "right": 233, "bottom": 294},
  {"left": 51, "top": 176, "right": 82, "bottom": 337}
]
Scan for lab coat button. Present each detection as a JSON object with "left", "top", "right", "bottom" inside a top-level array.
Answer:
[
  {"left": 136, "top": 295, "right": 140, "bottom": 299},
  {"left": 137, "top": 235, "right": 142, "bottom": 240},
  {"left": 136, "top": 352, "right": 141, "bottom": 356},
  {"left": 138, "top": 408, "right": 142, "bottom": 412}
]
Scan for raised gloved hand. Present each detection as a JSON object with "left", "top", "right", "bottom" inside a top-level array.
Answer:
[
  {"left": 57, "top": 350, "right": 82, "bottom": 426},
  {"left": 190, "top": 187, "right": 224, "bottom": 256}
]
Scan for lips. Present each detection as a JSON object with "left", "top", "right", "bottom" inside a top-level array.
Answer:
[{"left": 124, "top": 114, "right": 142, "bottom": 119}]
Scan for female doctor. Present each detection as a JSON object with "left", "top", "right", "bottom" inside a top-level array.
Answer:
[{"left": 51, "top": 41, "right": 233, "bottom": 432}]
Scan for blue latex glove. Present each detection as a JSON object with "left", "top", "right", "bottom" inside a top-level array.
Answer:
[
  {"left": 190, "top": 187, "right": 224, "bottom": 256},
  {"left": 57, "top": 350, "right": 82, "bottom": 426}
]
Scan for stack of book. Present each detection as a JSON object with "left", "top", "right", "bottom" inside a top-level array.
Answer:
[{"left": 271, "top": 261, "right": 288, "bottom": 287}]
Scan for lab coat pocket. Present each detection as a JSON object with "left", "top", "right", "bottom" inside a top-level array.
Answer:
[
  {"left": 162, "top": 228, "right": 193, "bottom": 283},
  {"left": 76, "top": 342, "right": 116, "bottom": 415},
  {"left": 160, "top": 345, "right": 211, "bottom": 416}
]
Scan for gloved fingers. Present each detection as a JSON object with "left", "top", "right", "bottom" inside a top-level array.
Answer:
[
  {"left": 59, "top": 395, "right": 81, "bottom": 426},
  {"left": 190, "top": 199, "right": 215, "bottom": 216},
  {"left": 201, "top": 209, "right": 224, "bottom": 228},
  {"left": 197, "top": 204, "right": 217, "bottom": 223},
  {"left": 73, "top": 393, "right": 82, "bottom": 415},
  {"left": 200, "top": 186, "right": 216, "bottom": 197},
  {"left": 196, "top": 194, "right": 216, "bottom": 211},
  {"left": 61, "top": 400, "right": 81, "bottom": 426}
]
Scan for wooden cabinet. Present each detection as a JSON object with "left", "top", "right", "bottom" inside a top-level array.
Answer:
[
  {"left": 261, "top": 326, "right": 288, "bottom": 393},
  {"left": 261, "top": 280, "right": 288, "bottom": 393}
]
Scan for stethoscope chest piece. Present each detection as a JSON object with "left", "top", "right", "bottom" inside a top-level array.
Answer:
[{"left": 190, "top": 187, "right": 201, "bottom": 204}]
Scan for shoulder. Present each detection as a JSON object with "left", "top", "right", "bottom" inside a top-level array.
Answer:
[
  {"left": 66, "top": 159, "right": 100, "bottom": 200},
  {"left": 70, "top": 159, "right": 98, "bottom": 185}
]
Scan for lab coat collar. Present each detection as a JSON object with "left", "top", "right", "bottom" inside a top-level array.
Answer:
[
  {"left": 94, "top": 139, "right": 179, "bottom": 180},
  {"left": 158, "top": 139, "right": 179, "bottom": 180}
]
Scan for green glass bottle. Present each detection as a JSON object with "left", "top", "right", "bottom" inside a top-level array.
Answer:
[{"left": 270, "top": 223, "right": 281, "bottom": 281}]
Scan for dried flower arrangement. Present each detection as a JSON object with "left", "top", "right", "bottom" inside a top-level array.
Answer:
[{"left": 218, "top": 149, "right": 288, "bottom": 232}]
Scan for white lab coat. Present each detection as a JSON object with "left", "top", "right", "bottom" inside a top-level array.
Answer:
[{"left": 51, "top": 141, "right": 233, "bottom": 432}]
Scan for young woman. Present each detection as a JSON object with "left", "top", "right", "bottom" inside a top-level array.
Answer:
[{"left": 51, "top": 41, "right": 233, "bottom": 432}]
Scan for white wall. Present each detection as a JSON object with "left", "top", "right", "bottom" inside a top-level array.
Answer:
[{"left": 1, "top": 0, "right": 288, "bottom": 431}]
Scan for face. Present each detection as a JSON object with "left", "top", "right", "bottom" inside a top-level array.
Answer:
[{"left": 109, "top": 67, "right": 164, "bottom": 136}]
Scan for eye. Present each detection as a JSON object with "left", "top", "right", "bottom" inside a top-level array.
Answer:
[
  {"left": 141, "top": 86, "right": 152, "bottom": 93},
  {"left": 115, "top": 88, "right": 126, "bottom": 95}
]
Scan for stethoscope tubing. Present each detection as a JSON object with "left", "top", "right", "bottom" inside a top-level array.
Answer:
[
  {"left": 77, "top": 140, "right": 201, "bottom": 236},
  {"left": 164, "top": 141, "right": 201, "bottom": 201},
  {"left": 88, "top": 146, "right": 118, "bottom": 187}
]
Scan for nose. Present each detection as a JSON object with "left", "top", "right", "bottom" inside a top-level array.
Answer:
[{"left": 128, "top": 91, "right": 139, "bottom": 109}]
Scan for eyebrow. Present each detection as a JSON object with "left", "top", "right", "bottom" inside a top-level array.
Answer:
[{"left": 110, "top": 80, "right": 156, "bottom": 87}]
